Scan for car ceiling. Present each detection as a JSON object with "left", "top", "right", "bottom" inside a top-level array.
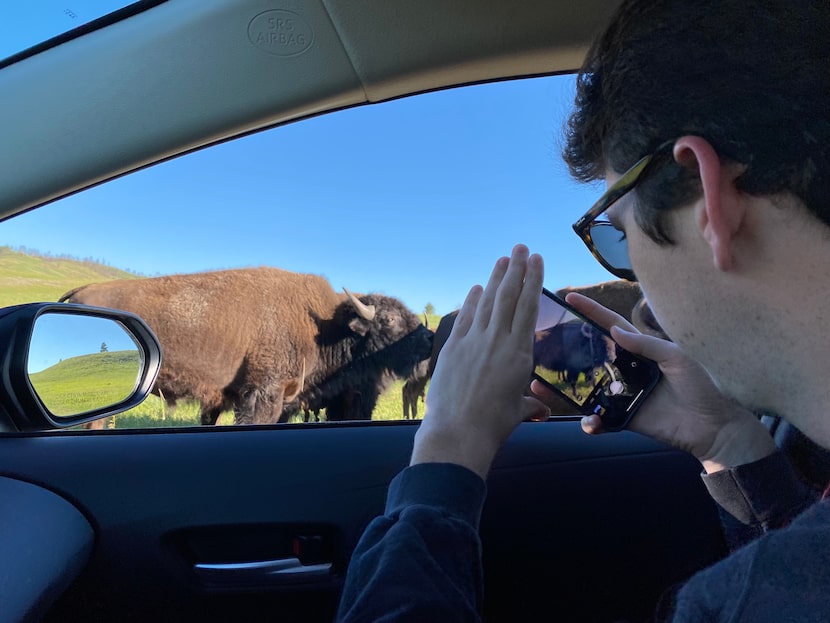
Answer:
[{"left": 0, "top": 0, "right": 619, "bottom": 222}]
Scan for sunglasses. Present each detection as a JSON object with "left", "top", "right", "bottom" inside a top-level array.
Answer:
[{"left": 572, "top": 141, "right": 675, "bottom": 281}]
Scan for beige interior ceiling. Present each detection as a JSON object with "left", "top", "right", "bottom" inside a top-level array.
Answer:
[{"left": 0, "top": 0, "right": 619, "bottom": 220}]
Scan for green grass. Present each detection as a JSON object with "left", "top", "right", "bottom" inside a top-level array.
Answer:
[
  {"left": 424, "top": 313, "right": 442, "bottom": 331},
  {"left": 535, "top": 366, "right": 598, "bottom": 403},
  {"left": 30, "top": 350, "right": 141, "bottom": 416},
  {"left": 99, "top": 377, "right": 428, "bottom": 429}
]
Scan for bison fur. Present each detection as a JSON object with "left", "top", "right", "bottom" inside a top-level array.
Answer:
[{"left": 59, "top": 267, "right": 432, "bottom": 426}]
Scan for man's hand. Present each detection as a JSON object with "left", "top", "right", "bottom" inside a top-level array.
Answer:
[
  {"left": 530, "top": 292, "right": 775, "bottom": 473},
  {"left": 411, "top": 244, "right": 548, "bottom": 480}
]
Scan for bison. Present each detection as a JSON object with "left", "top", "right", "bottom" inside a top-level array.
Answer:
[
  {"left": 533, "top": 319, "right": 616, "bottom": 399},
  {"left": 59, "top": 267, "right": 433, "bottom": 426}
]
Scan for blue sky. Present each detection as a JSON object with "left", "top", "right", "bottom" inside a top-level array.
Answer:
[
  {"left": 0, "top": 1, "right": 131, "bottom": 59},
  {"left": 1, "top": 3, "right": 613, "bottom": 316},
  {"left": 28, "top": 312, "right": 139, "bottom": 373}
]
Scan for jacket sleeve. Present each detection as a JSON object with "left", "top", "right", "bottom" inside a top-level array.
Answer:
[
  {"left": 335, "top": 462, "right": 487, "bottom": 623},
  {"left": 701, "top": 449, "right": 818, "bottom": 551},
  {"left": 650, "top": 451, "right": 821, "bottom": 622}
]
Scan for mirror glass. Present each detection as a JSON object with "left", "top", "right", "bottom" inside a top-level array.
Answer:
[{"left": 27, "top": 312, "right": 142, "bottom": 417}]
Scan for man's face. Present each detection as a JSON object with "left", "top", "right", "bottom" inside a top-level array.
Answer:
[
  {"left": 602, "top": 184, "right": 694, "bottom": 345},
  {"left": 603, "top": 173, "right": 759, "bottom": 405}
]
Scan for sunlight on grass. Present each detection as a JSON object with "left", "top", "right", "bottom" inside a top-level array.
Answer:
[
  {"left": 97, "top": 379, "right": 427, "bottom": 429},
  {"left": 30, "top": 350, "right": 140, "bottom": 416}
]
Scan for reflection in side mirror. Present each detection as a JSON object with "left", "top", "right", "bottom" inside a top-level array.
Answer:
[
  {"left": 27, "top": 313, "right": 142, "bottom": 418},
  {"left": 0, "top": 302, "right": 161, "bottom": 431}
]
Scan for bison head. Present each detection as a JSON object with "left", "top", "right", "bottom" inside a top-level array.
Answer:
[{"left": 337, "top": 290, "right": 433, "bottom": 378}]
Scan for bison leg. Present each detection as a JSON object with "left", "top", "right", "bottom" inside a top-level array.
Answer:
[
  {"left": 260, "top": 390, "right": 285, "bottom": 424},
  {"left": 199, "top": 393, "right": 233, "bottom": 425},
  {"left": 235, "top": 387, "right": 284, "bottom": 425},
  {"left": 351, "top": 386, "right": 376, "bottom": 421},
  {"left": 201, "top": 408, "right": 223, "bottom": 426},
  {"left": 402, "top": 381, "right": 414, "bottom": 419},
  {"left": 233, "top": 390, "right": 257, "bottom": 425},
  {"left": 325, "top": 390, "right": 365, "bottom": 422},
  {"left": 402, "top": 387, "right": 419, "bottom": 419}
]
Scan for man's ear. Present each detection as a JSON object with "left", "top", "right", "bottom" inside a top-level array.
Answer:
[{"left": 673, "top": 136, "right": 745, "bottom": 272}]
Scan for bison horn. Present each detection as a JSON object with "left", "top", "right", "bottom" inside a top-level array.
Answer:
[{"left": 343, "top": 288, "right": 376, "bottom": 321}]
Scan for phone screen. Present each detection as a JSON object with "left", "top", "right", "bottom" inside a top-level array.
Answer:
[{"left": 533, "top": 288, "right": 661, "bottom": 430}]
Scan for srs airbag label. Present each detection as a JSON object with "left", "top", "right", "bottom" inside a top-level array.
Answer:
[{"left": 248, "top": 10, "right": 314, "bottom": 57}]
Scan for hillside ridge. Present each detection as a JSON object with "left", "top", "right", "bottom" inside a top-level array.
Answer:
[{"left": 0, "top": 246, "right": 139, "bottom": 307}]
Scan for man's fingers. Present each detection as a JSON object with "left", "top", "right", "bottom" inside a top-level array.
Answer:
[
  {"left": 566, "top": 291, "right": 677, "bottom": 363},
  {"left": 472, "top": 256, "right": 509, "bottom": 331},
  {"left": 491, "top": 245, "right": 529, "bottom": 328},
  {"left": 528, "top": 379, "right": 577, "bottom": 414},
  {"left": 565, "top": 292, "right": 638, "bottom": 333},
  {"left": 512, "top": 253, "right": 544, "bottom": 335},
  {"left": 610, "top": 326, "right": 676, "bottom": 364},
  {"left": 450, "top": 284, "right": 483, "bottom": 340}
]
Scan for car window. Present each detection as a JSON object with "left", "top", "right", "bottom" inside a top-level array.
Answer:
[{"left": 1, "top": 73, "right": 611, "bottom": 430}]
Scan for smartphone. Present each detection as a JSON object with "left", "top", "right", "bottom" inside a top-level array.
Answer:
[{"left": 532, "top": 287, "right": 661, "bottom": 431}]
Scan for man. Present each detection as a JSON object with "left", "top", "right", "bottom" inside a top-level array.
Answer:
[{"left": 336, "top": 1, "right": 830, "bottom": 621}]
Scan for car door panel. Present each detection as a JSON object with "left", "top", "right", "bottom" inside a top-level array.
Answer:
[
  {"left": 0, "top": 476, "right": 94, "bottom": 623},
  {"left": 0, "top": 421, "right": 725, "bottom": 622}
]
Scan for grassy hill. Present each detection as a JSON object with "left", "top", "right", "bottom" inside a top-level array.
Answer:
[
  {"left": 29, "top": 350, "right": 141, "bottom": 416},
  {"left": 0, "top": 246, "right": 137, "bottom": 307}
]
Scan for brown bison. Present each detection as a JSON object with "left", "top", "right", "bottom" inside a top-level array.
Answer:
[{"left": 59, "top": 267, "right": 433, "bottom": 426}]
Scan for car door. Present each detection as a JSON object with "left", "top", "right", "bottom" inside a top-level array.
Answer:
[
  {"left": 0, "top": 422, "right": 725, "bottom": 623},
  {"left": 0, "top": 2, "right": 728, "bottom": 622}
]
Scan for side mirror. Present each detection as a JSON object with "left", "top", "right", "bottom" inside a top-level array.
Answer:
[{"left": 0, "top": 303, "right": 162, "bottom": 431}]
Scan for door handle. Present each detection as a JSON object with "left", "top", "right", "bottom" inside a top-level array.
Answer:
[{"left": 194, "top": 557, "right": 334, "bottom": 588}]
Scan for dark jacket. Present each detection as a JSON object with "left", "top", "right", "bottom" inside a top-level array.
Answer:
[{"left": 335, "top": 452, "right": 829, "bottom": 622}]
